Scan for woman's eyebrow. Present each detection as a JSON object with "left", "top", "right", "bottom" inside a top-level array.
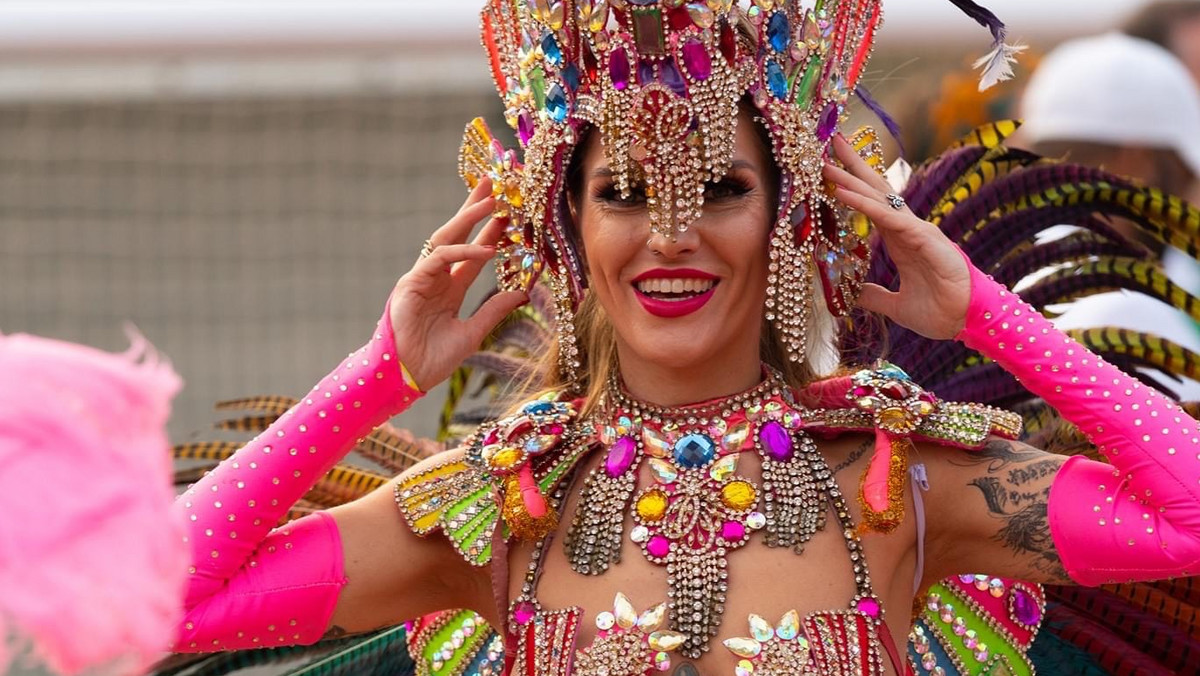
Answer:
[{"left": 590, "top": 167, "right": 615, "bottom": 179}]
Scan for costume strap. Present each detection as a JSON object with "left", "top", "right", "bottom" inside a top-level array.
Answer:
[
  {"left": 173, "top": 300, "right": 422, "bottom": 650},
  {"left": 802, "top": 365, "right": 1021, "bottom": 534},
  {"left": 956, "top": 256, "right": 1200, "bottom": 586}
]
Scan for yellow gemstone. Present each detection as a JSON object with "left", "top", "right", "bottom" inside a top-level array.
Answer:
[
  {"left": 489, "top": 447, "right": 523, "bottom": 469},
  {"left": 721, "top": 481, "right": 757, "bottom": 511},
  {"left": 649, "top": 630, "right": 687, "bottom": 651},
  {"left": 722, "top": 421, "right": 750, "bottom": 450},
  {"left": 637, "top": 490, "right": 669, "bottom": 521},
  {"left": 879, "top": 408, "right": 914, "bottom": 431},
  {"left": 638, "top": 602, "right": 667, "bottom": 631}
]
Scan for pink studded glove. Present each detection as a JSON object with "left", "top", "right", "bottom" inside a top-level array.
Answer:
[
  {"left": 957, "top": 261, "right": 1200, "bottom": 586},
  {"left": 172, "top": 301, "right": 422, "bottom": 651}
]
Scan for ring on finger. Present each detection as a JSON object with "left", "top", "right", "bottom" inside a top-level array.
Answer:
[
  {"left": 885, "top": 193, "right": 906, "bottom": 211},
  {"left": 419, "top": 239, "right": 437, "bottom": 259}
]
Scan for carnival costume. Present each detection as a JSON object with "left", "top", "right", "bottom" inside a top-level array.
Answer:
[{"left": 164, "top": 1, "right": 1200, "bottom": 676}]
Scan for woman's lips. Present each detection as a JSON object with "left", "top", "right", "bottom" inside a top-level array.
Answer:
[
  {"left": 631, "top": 268, "right": 720, "bottom": 318},
  {"left": 634, "top": 286, "right": 717, "bottom": 318}
]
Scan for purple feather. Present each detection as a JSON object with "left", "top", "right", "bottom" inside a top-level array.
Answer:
[
  {"left": 854, "top": 86, "right": 904, "bottom": 156},
  {"left": 945, "top": 0, "right": 1007, "bottom": 45}
]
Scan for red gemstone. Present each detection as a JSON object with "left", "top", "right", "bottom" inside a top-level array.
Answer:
[{"left": 881, "top": 382, "right": 908, "bottom": 399}]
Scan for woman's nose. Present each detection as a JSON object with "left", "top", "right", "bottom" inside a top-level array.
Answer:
[{"left": 646, "top": 226, "right": 699, "bottom": 259}]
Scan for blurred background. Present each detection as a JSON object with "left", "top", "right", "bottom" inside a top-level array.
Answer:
[{"left": 0, "top": 0, "right": 1172, "bottom": 443}]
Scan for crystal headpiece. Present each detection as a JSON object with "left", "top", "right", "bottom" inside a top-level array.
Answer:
[{"left": 458, "top": 0, "right": 1017, "bottom": 365}]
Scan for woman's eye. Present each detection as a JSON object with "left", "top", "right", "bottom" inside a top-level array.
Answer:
[
  {"left": 596, "top": 185, "right": 647, "bottom": 206},
  {"left": 704, "top": 180, "right": 751, "bottom": 200}
]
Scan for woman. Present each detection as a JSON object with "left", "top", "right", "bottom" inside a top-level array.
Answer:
[{"left": 171, "top": 2, "right": 1200, "bottom": 675}]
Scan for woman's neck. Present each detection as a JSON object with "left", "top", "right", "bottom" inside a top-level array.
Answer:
[{"left": 613, "top": 344, "right": 764, "bottom": 408}]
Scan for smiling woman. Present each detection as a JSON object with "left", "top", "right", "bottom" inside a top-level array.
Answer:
[{"left": 160, "top": 2, "right": 1200, "bottom": 676}]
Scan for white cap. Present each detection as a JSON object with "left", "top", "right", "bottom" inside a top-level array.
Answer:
[{"left": 1021, "top": 32, "right": 1200, "bottom": 177}]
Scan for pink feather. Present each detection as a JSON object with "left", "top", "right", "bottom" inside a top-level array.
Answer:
[{"left": 0, "top": 331, "right": 185, "bottom": 675}]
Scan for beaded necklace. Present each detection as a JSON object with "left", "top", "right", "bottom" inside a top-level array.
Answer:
[{"left": 555, "top": 368, "right": 884, "bottom": 659}]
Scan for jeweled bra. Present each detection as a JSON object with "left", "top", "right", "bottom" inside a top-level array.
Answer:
[{"left": 395, "top": 364, "right": 1022, "bottom": 674}]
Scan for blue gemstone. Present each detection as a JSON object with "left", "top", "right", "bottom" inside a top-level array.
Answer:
[
  {"left": 767, "top": 12, "right": 790, "bottom": 53},
  {"left": 674, "top": 433, "right": 716, "bottom": 469},
  {"left": 766, "top": 60, "right": 788, "bottom": 99},
  {"left": 546, "top": 83, "right": 569, "bottom": 122},
  {"left": 562, "top": 63, "right": 581, "bottom": 92},
  {"left": 524, "top": 401, "right": 555, "bottom": 415},
  {"left": 541, "top": 31, "right": 563, "bottom": 66}
]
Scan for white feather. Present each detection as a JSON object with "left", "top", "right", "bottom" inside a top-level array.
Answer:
[{"left": 973, "top": 41, "right": 1028, "bottom": 91}]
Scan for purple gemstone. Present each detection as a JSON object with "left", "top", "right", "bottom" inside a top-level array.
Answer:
[
  {"left": 610, "top": 48, "right": 630, "bottom": 91},
  {"left": 856, "top": 597, "right": 881, "bottom": 618},
  {"left": 759, "top": 421, "right": 793, "bottom": 461},
  {"left": 513, "top": 600, "right": 537, "bottom": 625},
  {"left": 605, "top": 436, "right": 638, "bottom": 477},
  {"left": 517, "top": 111, "right": 535, "bottom": 146},
  {"left": 660, "top": 58, "right": 687, "bottom": 96},
  {"left": 682, "top": 38, "right": 712, "bottom": 81},
  {"left": 1011, "top": 588, "right": 1042, "bottom": 625},
  {"left": 958, "top": 574, "right": 976, "bottom": 584},
  {"left": 817, "top": 102, "right": 839, "bottom": 142},
  {"left": 637, "top": 58, "right": 655, "bottom": 86},
  {"left": 647, "top": 535, "right": 670, "bottom": 558},
  {"left": 721, "top": 521, "right": 745, "bottom": 541}
]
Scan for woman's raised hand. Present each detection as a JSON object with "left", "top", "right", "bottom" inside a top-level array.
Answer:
[
  {"left": 823, "top": 134, "right": 972, "bottom": 340},
  {"left": 388, "top": 178, "right": 528, "bottom": 390}
]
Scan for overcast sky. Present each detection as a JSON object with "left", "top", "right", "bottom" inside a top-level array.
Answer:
[{"left": 0, "top": 0, "right": 1160, "bottom": 54}]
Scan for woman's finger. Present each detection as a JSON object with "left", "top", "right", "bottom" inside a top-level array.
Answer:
[
  {"left": 452, "top": 217, "right": 509, "bottom": 288},
  {"left": 824, "top": 162, "right": 883, "bottom": 203},
  {"left": 455, "top": 177, "right": 493, "bottom": 216},
  {"left": 464, "top": 290, "right": 529, "bottom": 346},
  {"left": 855, "top": 282, "right": 899, "bottom": 316},
  {"left": 416, "top": 243, "right": 498, "bottom": 276},
  {"left": 832, "top": 135, "right": 894, "bottom": 195},
  {"left": 429, "top": 195, "right": 498, "bottom": 248}
]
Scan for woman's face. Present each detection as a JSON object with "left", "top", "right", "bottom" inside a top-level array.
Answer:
[{"left": 574, "top": 112, "right": 776, "bottom": 374}]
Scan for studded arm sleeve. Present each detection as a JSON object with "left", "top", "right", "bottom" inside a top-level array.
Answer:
[
  {"left": 956, "top": 262, "right": 1200, "bottom": 585},
  {"left": 171, "top": 303, "right": 423, "bottom": 651}
]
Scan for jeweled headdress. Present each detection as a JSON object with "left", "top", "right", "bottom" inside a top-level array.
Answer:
[{"left": 459, "top": 0, "right": 1019, "bottom": 375}]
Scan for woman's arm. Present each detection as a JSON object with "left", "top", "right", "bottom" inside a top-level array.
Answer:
[
  {"left": 173, "top": 179, "right": 526, "bottom": 650},
  {"left": 825, "top": 136, "right": 1200, "bottom": 588}
]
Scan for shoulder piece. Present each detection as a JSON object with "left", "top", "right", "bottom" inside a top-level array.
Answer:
[
  {"left": 801, "top": 363, "right": 1022, "bottom": 448},
  {"left": 394, "top": 392, "right": 595, "bottom": 567}
]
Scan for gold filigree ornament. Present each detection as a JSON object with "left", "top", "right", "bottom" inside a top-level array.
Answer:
[{"left": 573, "top": 593, "right": 688, "bottom": 676}]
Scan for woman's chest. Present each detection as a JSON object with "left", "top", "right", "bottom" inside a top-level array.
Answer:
[{"left": 499, "top": 446, "right": 914, "bottom": 676}]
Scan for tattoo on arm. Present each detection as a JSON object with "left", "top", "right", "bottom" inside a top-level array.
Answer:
[
  {"left": 831, "top": 438, "right": 872, "bottom": 475},
  {"left": 958, "top": 440, "right": 1071, "bottom": 582}
]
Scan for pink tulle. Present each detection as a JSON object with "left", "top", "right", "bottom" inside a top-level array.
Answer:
[{"left": 0, "top": 331, "right": 186, "bottom": 675}]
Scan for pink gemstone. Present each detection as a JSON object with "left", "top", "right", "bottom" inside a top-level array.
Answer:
[
  {"left": 513, "top": 600, "right": 537, "bottom": 625},
  {"left": 546, "top": 423, "right": 564, "bottom": 435},
  {"left": 852, "top": 385, "right": 871, "bottom": 398},
  {"left": 610, "top": 48, "right": 630, "bottom": 91},
  {"left": 647, "top": 535, "right": 670, "bottom": 558},
  {"left": 1011, "top": 588, "right": 1041, "bottom": 625},
  {"left": 483, "top": 429, "right": 499, "bottom": 445},
  {"left": 681, "top": 38, "right": 712, "bottom": 81},
  {"left": 605, "top": 436, "right": 638, "bottom": 477},
  {"left": 721, "top": 521, "right": 745, "bottom": 541},
  {"left": 856, "top": 597, "right": 881, "bottom": 618}
]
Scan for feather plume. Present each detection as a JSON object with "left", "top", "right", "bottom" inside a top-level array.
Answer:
[
  {"left": 944, "top": 0, "right": 1026, "bottom": 90},
  {"left": 854, "top": 86, "right": 904, "bottom": 154}
]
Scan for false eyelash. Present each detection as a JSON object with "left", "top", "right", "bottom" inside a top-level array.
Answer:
[{"left": 591, "top": 177, "right": 753, "bottom": 204}]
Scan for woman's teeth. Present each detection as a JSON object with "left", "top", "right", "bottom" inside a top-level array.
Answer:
[{"left": 635, "top": 278, "right": 716, "bottom": 297}]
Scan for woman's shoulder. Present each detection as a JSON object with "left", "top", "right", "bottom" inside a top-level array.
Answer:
[{"left": 395, "top": 389, "right": 595, "bottom": 566}]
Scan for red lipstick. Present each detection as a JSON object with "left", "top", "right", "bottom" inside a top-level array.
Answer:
[{"left": 632, "top": 268, "right": 719, "bottom": 319}]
